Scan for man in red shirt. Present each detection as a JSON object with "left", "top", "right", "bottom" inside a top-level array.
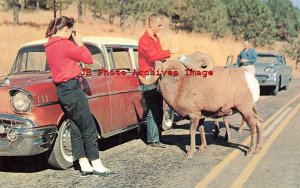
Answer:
[{"left": 138, "top": 14, "right": 179, "bottom": 148}]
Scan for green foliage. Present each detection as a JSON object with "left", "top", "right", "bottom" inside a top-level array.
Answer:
[
  {"left": 2, "top": 0, "right": 300, "bottom": 49},
  {"left": 285, "top": 37, "right": 300, "bottom": 60},
  {"left": 267, "top": 0, "right": 300, "bottom": 40},
  {"left": 127, "top": 0, "right": 170, "bottom": 22},
  {"left": 166, "top": 0, "right": 229, "bottom": 38},
  {"left": 226, "top": 0, "right": 276, "bottom": 46}
]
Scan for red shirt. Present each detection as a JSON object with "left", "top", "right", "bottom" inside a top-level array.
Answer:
[
  {"left": 44, "top": 36, "right": 93, "bottom": 83},
  {"left": 138, "top": 31, "right": 170, "bottom": 77}
]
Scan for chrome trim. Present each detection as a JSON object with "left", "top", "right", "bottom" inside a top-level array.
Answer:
[
  {"left": 87, "top": 89, "right": 141, "bottom": 99},
  {"left": 34, "top": 101, "right": 59, "bottom": 107},
  {"left": 0, "top": 113, "right": 35, "bottom": 128},
  {"left": 34, "top": 89, "right": 141, "bottom": 106},
  {"left": 0, "top": 126, "right": 57, "bottom": 156},
  {"left": 102, "top": 124, "right": 138, "bottom": 138}
]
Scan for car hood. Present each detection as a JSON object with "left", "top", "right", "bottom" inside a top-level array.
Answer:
[
  {"left": 254, "top": 63, "right": 277, "bottom": 74},
  {"left": 254, "top": 63, "right": 275, "bottom": 69}
]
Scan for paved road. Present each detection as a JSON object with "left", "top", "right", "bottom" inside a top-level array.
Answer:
[{"left": 1, "top": 79, "right": 300, "bottom": 188}]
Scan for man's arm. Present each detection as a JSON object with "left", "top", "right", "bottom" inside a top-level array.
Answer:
[
  {"left": 138, "top": 38, "right": 170, "bottom": 62},
  {"left": 247, "top": 48, "right": 257, "bottom": 64}
]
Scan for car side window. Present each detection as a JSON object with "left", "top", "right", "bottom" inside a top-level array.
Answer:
[
  {"left": 107, "top": 47, "right": 132, "bottom": 72},
  {"left": 18, "top": 46, "right": 47, "bottom": 72},
  {"left": 84, "top": 44, "right": 106, "bottom": 71}
]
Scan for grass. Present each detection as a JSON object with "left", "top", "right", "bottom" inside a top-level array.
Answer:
[{"left": 0, "top": 5, "right": 298, "bottom": 77}]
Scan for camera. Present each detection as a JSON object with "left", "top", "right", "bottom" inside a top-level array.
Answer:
[{"left": 69, "top": 31, "right": 76, "bottom": 42}]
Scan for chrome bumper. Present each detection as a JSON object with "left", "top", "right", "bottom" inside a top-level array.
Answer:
[
  {"left": 0, "top": 114, "right": 57, "bottom": 156},
  {"left": 255, "top": 74, "right": 277, "bottom": 86}
]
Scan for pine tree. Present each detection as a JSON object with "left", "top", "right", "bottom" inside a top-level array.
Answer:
[
  {"left": 267, "top": 0, "right": 299, "bottom": 41},
  {"left": 226, "top": 0, "right": 276, "bottom": 46}
]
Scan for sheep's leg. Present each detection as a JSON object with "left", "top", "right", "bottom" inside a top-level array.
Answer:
[
  {"left": 224, "top": 116, "right": 231, "bottom": 142},
  {"left": 214, "top": 119, "right": 220, "bottom": 139},
  {"left": 252, "top": 105, "right": 263, "bottom": 122},
  {"left": 187, "top": 116, "right": 200, "bottom": 158},
  {"left": 199, "top": 118, "right": 207, "bottom": 152},
  {"left": 239, "top": 110, "right": 257, "bottom": 156},
  {"left": 252, "top": 106, "right": 264, "bottom": 151},
  {"left": 255, "top": 118, "right": 264, "bottom": 154},
  {"left": 238, "top": 119, "right": 245, "bottom": 134},
  {"left": 238, "top": 105, "right": 258, "bottom": 134}
]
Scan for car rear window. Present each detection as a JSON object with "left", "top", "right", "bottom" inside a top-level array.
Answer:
[{"left": 107, "top": 47, "right": 133, "bottom": 72}]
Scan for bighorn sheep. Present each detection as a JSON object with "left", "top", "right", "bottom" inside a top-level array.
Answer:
[
  {"left": 156, "top": 60, "right": 263, "bottom": 157},
  {"left": 179, "top": 51, "right": 258, "bottom": 142}
]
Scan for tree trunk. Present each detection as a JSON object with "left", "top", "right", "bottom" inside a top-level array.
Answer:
[
  {"left": 59, "top": 1, "right": 62, "bottom": 17},
  {"left": 36, "top": 0, "right": 40, "bottom": 12},
  {"left": 120, "top": 0, "right": 125, "bottom": 31},
  {"left": 77, "top": 0, "right": 83, "bottom": 23},
  {"left": 109, "top": 14, "right": 114, "bottom": 24},
  {"left": 53, "top": 0, "right": 56, "bottom": 19},
  {"left": 12, "top": 0, "right": 21, "bottom": 26}
]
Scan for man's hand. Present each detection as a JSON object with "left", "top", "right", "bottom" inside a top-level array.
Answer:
[{"left": 72, "top": 32, "right": 84, "bottom": 47}]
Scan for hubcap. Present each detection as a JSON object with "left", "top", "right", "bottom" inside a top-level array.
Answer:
[{"left": 60, "top": 120, "right": 73, "bottom": 161}]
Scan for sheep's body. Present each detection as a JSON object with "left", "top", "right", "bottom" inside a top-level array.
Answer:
[
  {"left": 179, "top": 52, "right": 258, "bottom": 142},
  {"left": 156, "top": 60, "right": 263, "bottom": 157}
]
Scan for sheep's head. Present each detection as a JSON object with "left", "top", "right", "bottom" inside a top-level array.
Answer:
[
  {"left": 180, "top": 51, "right": 214, "bottom": 70},
  {"left": 155, "top": 60, "right": 186, "bottom": 78}
]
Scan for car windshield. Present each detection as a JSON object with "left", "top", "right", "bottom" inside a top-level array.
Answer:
[{"left": 256, "top": 55, "right": 278, "bottom": 64}]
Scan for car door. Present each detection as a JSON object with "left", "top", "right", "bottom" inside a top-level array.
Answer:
[
  {"left": 82, "top": 44, "right": 112, "bottom": 135},
  {"left": 278, "top": 55, "right": 291, "bottom": 86},
  {"left": 105, "top": 45, "right": 143, "bottom": 131}
]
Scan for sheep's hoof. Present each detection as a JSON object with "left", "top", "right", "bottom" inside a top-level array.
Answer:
[
  {"left": 199, "top": 144, "right": 207, "bottom": 152},
  {"left": 187, "top": 149, "right": 195, "bottom": 158},
  {"left": 255, "top": 145, "right": 263, "bottom": 154},
  {"left": 246, "top": 148, "right": 255, "bottom": 157}
]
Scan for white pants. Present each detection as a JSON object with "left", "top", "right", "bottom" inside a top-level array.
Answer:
[{"left": 241, "top": 65, "right": 255, "bottom": 76}]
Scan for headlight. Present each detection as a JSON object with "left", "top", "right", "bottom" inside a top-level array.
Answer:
[
  {"left": 264, "top": 67, "right": 275, "bottom": 73},
  {"left": 11, "top": 91, "right": 32, "bottom": 113}
]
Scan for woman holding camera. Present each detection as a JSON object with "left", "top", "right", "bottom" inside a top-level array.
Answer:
[{"left": 44, "top": 16, "right": 115, "bottom": 177}]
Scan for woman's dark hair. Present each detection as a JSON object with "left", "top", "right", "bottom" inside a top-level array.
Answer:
[{"left": 45, "top": 16, "right": 75, "bottom": 37}]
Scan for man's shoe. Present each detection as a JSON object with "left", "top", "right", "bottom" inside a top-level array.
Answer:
[
  {"left": 93, "top": 170, "right": 116, "bottom": 177},
  {"left": 148, "top": 141, "right": 166, "bottom": 148},
  {"left": 80, "top": 170, "right": 93, "bottom": 177}
]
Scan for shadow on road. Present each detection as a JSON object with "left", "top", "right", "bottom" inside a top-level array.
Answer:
[
  {"left": 0, "top": 128, "right": 141, "bottom": 173},
  {"left": 163, "top": 120, "right": 249, "bottom": 155},
  {"left": 0, "top": 153, "right": 50, "bottom": 173}
]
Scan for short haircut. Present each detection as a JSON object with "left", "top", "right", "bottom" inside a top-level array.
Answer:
[
  {"left": 244, "top": 38, "right": 251, "bottom": 43},
  {"left": 148, "top": 14, "right": 161, "bottom": 26}
]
